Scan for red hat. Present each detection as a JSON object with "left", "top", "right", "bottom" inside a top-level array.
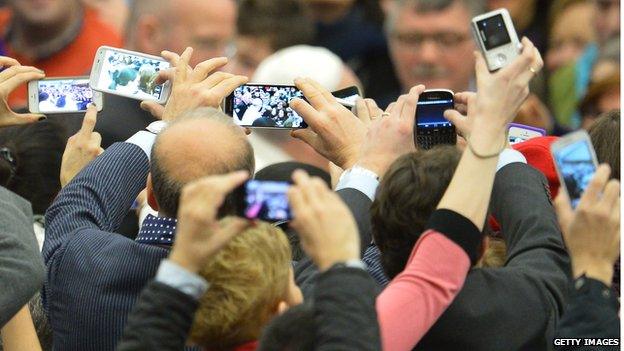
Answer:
[{"left": 488, "top": 136, "right": 561, "bottom": 234}]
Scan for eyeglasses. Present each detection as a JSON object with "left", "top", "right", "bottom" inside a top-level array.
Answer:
[{"left": 391, "top": 31, "right": 471, "bottom": 49}]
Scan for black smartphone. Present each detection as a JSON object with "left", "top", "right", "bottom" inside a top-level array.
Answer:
[
  {"left": 224, "top": 84, "right": 307, "bottom": 129},
  {"left": 332, "top": 86, "right": 361, "bottom": 108},
  {"left": 414, "top": 89, "right": 456, "bottom": 150},
  {"left": 233, "top": 180, "right": 292, "bottom": 222}
]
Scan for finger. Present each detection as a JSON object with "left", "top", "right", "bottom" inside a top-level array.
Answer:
[
  {"left": 365, "top": 98, "right": 382, "bottom": 119},
  {"left": 386, "top": 102, "right": 397, "bottom": 114},
  {"left": 243, "top": 127, "right": 252, "bottom": 135},
  {"left": 90, "top": 131, "right": 102, "bottom": 150},
  {"left": 140, "top": 101, "right": 165, "bottom": 119},
  {"left": 307, "top": 78, "right": 338, "bottom": 106},
  {"left": 601, "top": 179, "right": 620, "bottom": 210},
  {"left": 400, "top": 84, "right": 425, "bottom": 120},
  {"left": 288, "top": 186, "right": 306, "bottom": 219},
  {"left": 290, "top": 128, "right": 318, "bottom": 147},
  {"left": 391, "top": 94, "right": 407, "bottom": 119},
  {"left": 355, "top": 99, "right": 371, "bottom": 125},
  {"left": 212, "top": 170, "right": 250, "bottom": 194},
  {"left": 77, "top": 104, "right": 98, "bottom": 140},
  {"left": 0, "top": 56, "right": 20, "bottom": 69},
  {"left": 579, "top": 164, "right": 611, "bottom": 206},
  {"left": 290, "top": 98, "right": 325, "bottom": 130},
  {"left": 176, "top": 47, "right": 193, "bottom": 82},
  {"left": 192, "top": 57, "right": 229, "bottom": 83},
  {"left": 454, "top": 92, "right": 475, "bottom": 106},
  {"left": 0, "top": 112, "right": 46, "bottom": 127},
  {"left": 161, "top": 50, "right": 181, "bottom": 67},
  {"left": 444, "top": 109, "right": 469, "bottom": 137},
  {"left": 154, "top": 68, "right": 175, "bottom": 85},
  {"left": 553, "top": 189, "right": 573, "bottom": 236},
  {"left": 294, "top": 77, "right": 329, "bottom": 110},
  {"left": 214, "top": 218, "right": 251, "bottom": 246},
  {"left": 198, "top": 71, "right": 234, "bottom": 89},
  {"left": 503, "top": 37, "right": 537, "bottom": 78},
  {"left": 203, "top": 75, "right": 248, "bottom": 102},
  {"left": 474, "top": 51, "right": 490, "bottom": 83},
  {"left": 1, "top": 69, "right": 45, "bottom": 93},
  {"left": 0, "top": 65, "right": 42, "bottom": 82}
]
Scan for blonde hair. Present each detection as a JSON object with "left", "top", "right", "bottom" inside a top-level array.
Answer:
[{"left": 190, "top": 221, "right": 292, "bottom": 350}]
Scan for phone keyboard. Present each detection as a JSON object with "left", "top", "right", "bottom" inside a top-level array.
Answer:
[{"left": 417, "top": 128, "right": 457, "bottom": 150}]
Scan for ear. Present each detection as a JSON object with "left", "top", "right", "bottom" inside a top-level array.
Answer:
[
  {"left": 146, "top": 174, "right": 160, "bottom": 212},
  {"left": 134, "top": 15, "right": 165, "bottom": 55}
]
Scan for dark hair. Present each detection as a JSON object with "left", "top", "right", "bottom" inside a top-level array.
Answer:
[
  {"left": 371, "top": 146, "right": 461, "bottom": 279},
  {"left": 255, "top": 162, "right": 331, "bottom": 261},
  {"left": 237, "top": 0, "right": 315, "bottom": 51},
  {"left": 0, "top": 121, "right": 66, "bottom": 215},
  {"left": 589, "top": 110, "right": 620, "bottom": 180},
  {"left": 258, "top": 303, "right": 316, "bottom": 351}
]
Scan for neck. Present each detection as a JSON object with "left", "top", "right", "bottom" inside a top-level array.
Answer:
[{"left": 11, "top": 3, "right": 83, "bottom": 58}]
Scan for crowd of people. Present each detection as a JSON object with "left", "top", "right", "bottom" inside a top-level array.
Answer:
[
  {"left": 38, "top": 80, "right": 94, "bottom": 112},
  {"left": 0, "top": 0, "right": 620, "bottom": 351}
]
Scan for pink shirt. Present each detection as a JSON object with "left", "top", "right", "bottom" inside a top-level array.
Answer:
[{"left": 376, "top": 230, "right": 471, "bottom": 351}]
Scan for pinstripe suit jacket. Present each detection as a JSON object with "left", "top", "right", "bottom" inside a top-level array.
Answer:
[{"left": 42, "top": 142, "right": 167, "bottom": 351}]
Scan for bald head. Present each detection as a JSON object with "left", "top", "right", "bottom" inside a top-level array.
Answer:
[
  {"left": 150, "top": 108, "right": 254, "bottom": 217},
  {"left": 127, "top": 0, "right": 236, "bottom": 65}
]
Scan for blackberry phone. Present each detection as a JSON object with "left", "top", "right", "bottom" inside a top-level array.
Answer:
[{"left": 415, "top": 89, "right": 456, "bottom": 150}]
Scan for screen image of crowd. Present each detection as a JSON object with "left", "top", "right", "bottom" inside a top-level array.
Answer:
[
  {"left": 232, "top": 85, "right": 306, "bottom": 128},
  {"left": 243, "top": 181, "right": 291, "bottom": 221},
  {"left": 98, "top": 50, "right": 169, "bottom": 100},
  {"left": 38, "top": 79, "right": 94, "bottom": 113}
]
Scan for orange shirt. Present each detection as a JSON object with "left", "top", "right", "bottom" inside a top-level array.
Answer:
[{"left": 0, "top": 7, "right": 124, "bottom": 107}]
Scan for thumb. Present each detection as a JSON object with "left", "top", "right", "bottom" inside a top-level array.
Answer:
[
  {"left": 209, "top": 218, "right": 251, "bottom": 254},
  {"left": 444, "top": 109, "right": 469, "bottom": 137},
  {"left": 140, "top": 101, "right": 165, "bottom": 119},
  {"left": 1, "top": 112, "right": 46, "bottom": 127},
  {"left": 291, "top": 129, "right": 317, "bottom": 147}
]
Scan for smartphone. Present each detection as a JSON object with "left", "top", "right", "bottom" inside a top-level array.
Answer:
[
  {"left": 332, "top": 86, "right": 361, "bottom": 109},
  {"left": 415, "top": 89, "right": 456, "bottom": 150},
  {"left": 89, "top": 46, "right": 171, "bottom": 103},
  {"left": 234, "top": 180, "right": 292, "bottom": 222},
  {"left": 508, "top": 123, "right": 546, "bottom": 145},
  {"left": 224, "top": 84, "right": 307, "bottom": 129},
  {"left": 28, "top": 77, "right": 103, "bottom": 114},
  {"left": 551, "top": 130, "right": 598, "bottom": 208},
  {"left": 471, "top": 9, "right": 522, "bottom": 72}
]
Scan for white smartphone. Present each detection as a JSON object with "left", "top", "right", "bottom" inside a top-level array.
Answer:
[
  {"left": 471, "top": 8, "right": 522, "bottom": 72},
  {"left": 89, "top": 46, "right": 171, "bottom": 103},
  {"left": 508, "top": 123, "right": 546, "bottom": 145},
  {"left": 551, "top": 130, "right": 598, "bottom": 208},
  {"left": 28, "top": 77, "right": 103, "bottom": 114}
]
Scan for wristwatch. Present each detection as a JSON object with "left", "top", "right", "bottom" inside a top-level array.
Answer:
[{"left": 145, "top": 121, "right": 168, "bottom": 135}]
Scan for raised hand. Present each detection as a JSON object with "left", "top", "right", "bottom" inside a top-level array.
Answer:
[
  {"left": 357, "top": 85, "right": 425, "bottom": 177},
  {"left": 554, "top": 165, "right": 620, "bottom": 286},
  {"left": 354, "top": 98, "right": 384, "bottom": 126},
  {"left": 60, "top": 104, "right": 104, "bottom": 187},
  {"left": 288, "top": 169, "right": 360, "bottom": 271},
  {"left": 140, "top": 48, "right": 248, "bottom": 121},
  {"left": 169, "top": 171, "right": 251, "bottom": 273},
  {"left": 0, "top": 57, "right": 46, "bottom": 127},
  {"left": 290, "top": 78, "right": 367, "bottom": 169}
]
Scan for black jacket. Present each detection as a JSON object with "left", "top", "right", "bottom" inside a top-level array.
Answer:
[
  {"left": 554, "top": 276, "right": 620, "bottom": 351},
  {"left": 414, "top": 163, "right": 571, "bottom": 351}
]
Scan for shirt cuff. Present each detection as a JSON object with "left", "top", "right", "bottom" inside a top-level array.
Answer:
[
  {"left": 336, "top": 167, "right": 380, "bottom": 201},
  {"left": 126, "top": 131, "right": 157, "bottom": 160},
  {"left": 496, "top": 149, "right": 526, "bottom": 172},
  {"left": 155, "top": 259, "right": 209, "bottom": 300}
]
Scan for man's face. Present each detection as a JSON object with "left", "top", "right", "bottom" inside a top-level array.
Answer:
[
  {"left": 8, "top": 0, "right": 74, "bottom": 25},
  {"left": 164, "top": 0, "right": 236, "bottom": 66},
  {"left": 388, "top": 1, "right": 475, "bottom": 93},
  {"left": 227, "top": 36, "right": 274, "bottom": 77},
  {"left": 593, "top": 0, "right": 620, "bottom": 44}
]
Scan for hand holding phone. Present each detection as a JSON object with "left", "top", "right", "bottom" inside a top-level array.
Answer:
[
  {"left": 471, "top": 9, "right": 522, "bottom": 72},
  {"left": 233, "top": 180, "right": 292, "bottom": 223},
  {"left": 551, "top": 130, "right": 598, "bottom": 208},
  {"left": 29, "top": 77, "right": 103, "bottom": 114}
]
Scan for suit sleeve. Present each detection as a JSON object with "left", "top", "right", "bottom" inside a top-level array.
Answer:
[
  {"left": 0, "top": 187, "right": 45, "bottom": 327},
  {"left": 117, "top": 281, "right": 199, "bottom": 351},
  {"left": 314, "top": 267, "right": 381, "bottom": 351}
]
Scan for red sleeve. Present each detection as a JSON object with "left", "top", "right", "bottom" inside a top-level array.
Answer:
[{"left": 376, "top": 230, "right": 470, "bottom": 351}]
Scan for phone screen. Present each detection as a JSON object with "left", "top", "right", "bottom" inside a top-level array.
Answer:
[
  {"left": 553, "top": 139, "right": 597, "bottom": 208},
  {"left": 508, "top": 125, "right": 546, "bottom": 145},
  {"left": 37, "top": 78, "right": 95, "bottom": 113},
  {"left": 477, "top": 14, "right": 512, "bottom": 50},
  {"left": 416, "top": 98, "right": 454, "bottom": 129},
  {"left": 230, "top": 85, "right": 307, "bottom": 128},
  {"left": 241, "top": 180, "right": 292, "bottom": 222},
  {"left": 97, "top": 49, "right": 170, "bottom": 101}
]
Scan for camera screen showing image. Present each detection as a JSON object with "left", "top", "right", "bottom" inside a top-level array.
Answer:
[
  {"left": 38, "top": 79, "right": 94, "bottom": 113},
  {"left": 243, "top": 180, "right": 292, "bottom": 222},
  {"left": 416, "top": 99, "right": 454, "bottom": 129},
  {"left": 98, "top": 49, "right": 169, "bottom": 100},
  {"left": 232, "top": 85, "right": 307, "bottom": 128},
  {"left": 554, "top": 140, "right": 596, "bottom": 208},
  {"left": 477, "top": 14, "right": 512, "bottom": 50}
]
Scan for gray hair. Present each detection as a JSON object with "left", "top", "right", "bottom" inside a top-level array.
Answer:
[{"left": 386, "top": 0, "right": 487, "bottom": 33}]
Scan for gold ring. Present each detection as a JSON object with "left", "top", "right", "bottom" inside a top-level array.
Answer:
[{"left": 380, "top": 112, "right": 391, "bottom": 118}]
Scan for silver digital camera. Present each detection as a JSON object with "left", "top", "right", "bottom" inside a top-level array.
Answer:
[{"left": 471, "top": 9, "right": 522, "bottom": 72}]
